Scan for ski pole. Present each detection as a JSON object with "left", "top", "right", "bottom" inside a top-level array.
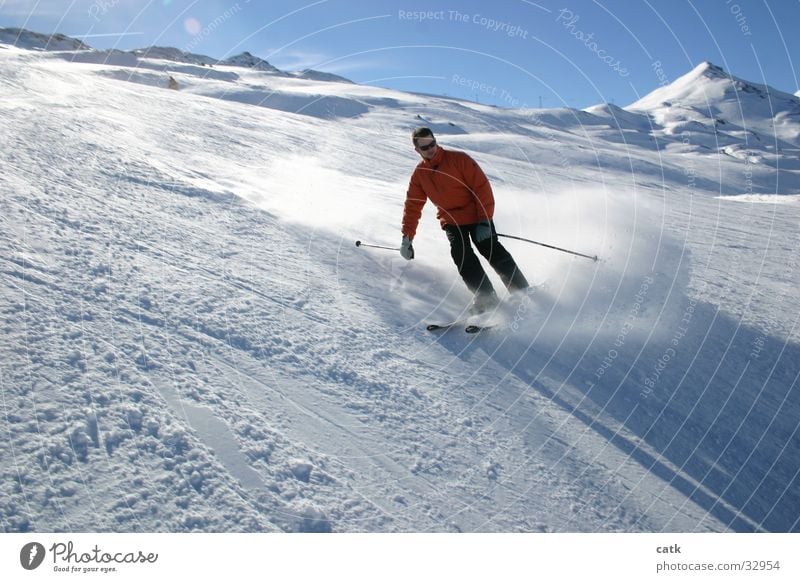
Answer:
[
  {"left": 497, "top": 233, "right": 598, "bottom": 262},
  {"left": 355, "top": 240, "right": 399, "bottom": 252}
]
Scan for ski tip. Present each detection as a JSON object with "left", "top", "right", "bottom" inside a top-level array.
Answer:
[{"left": 465, "top": 324, "right": 496, "bottom": 333}]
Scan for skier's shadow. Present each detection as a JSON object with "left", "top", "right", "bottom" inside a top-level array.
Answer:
[{"left": 452, "top": 300, "right": 800, "bottom": 532}]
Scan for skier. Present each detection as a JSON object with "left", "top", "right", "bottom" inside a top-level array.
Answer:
[{"left": 400, "top": 127, "right": 529, "bottom": 313}]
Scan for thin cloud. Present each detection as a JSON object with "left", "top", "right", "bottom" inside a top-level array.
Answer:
[
  {"left": 68, "top": 31, "right": 145, "bottom": 39},
  {"left": 266, "top": 48, "right": 329, "bottom": 71},
  {"left": 269, "top": 48, "right": 392, "bottom": 76}
]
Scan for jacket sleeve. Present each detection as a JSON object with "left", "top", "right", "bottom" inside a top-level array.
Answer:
[
  {"left": 463, "top": 155, "right": 495, "bottom": 221},
  {"left": 402, "top": 170, "right": 427, "bottom": 239}
]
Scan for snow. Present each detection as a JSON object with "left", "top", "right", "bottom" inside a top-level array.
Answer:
[
  {"left": 628, "top": 61, "right": 800, "bottom": 158},
  {"left": 0, "top": 28, "right": 91, "bottom": 51},
  {"left": 131, "top": 46, "right": 216, "bottom": 66},
  {"left": 1, "top": 34, "right": 799, "bottom": 533},
  {"left": 220, "top": 51, "right": 284, "bottom": 74}
]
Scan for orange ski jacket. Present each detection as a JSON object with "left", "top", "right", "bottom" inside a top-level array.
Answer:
[{"left": 402, "top": 147, "right": 495, "bottom": 240}]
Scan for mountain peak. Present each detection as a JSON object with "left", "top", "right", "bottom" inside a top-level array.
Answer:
[
  {"left": 690, "top": 61, "right": 728, "bottom": 80},
  {"left": 627, "top": 60, "right": 797, "bottom": 112},
  {"left": 626, "top": 61, "right": 800, "bottom": 149},
  {"left": 221, "top": 52, "right": 282, "bottom": 74}
]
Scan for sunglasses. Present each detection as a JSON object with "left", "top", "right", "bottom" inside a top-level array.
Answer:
[{"left": 416, "top": 139, "right": 437, "bottom": 151}]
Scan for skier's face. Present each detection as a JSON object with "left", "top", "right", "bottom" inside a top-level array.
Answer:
[{"left": 415, "top": 137, "right": 437, "bottom": 160}]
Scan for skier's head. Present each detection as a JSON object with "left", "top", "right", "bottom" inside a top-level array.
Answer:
[{"left": 412, "top": 127, "right": 438, "bottom": 160}]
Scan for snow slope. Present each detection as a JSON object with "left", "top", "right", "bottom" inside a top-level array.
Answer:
[
  {"left": 628, "top": 62, "right": 800, "bottom": 171},
  {"left": 1, "top": 38, "right": 799, "bottom": 533}
]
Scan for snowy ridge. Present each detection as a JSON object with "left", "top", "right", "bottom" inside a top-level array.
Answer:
[
  {"left": 290, "top": 69, "right": 354, "bottom": 84},
  {"left": 220, "top": 51, "right": 284, "bottom": 74},
  {"left": 0, "top": 27, "right": 91, "bottom": 51},
  {"left": 131, "top": 46, "right": 216, "bottom": 66},
  {"left": 627, "top": 61, "right": 800, "bottom": 161},
  {"left": 0, "top": 27, "right": 350, "bottom": 82},
  {"left": 1, "top": 37, "right": 800, "bottom": 533}
]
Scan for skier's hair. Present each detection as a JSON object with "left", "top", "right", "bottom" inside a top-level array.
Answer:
[{"left": 412, "top": 127, "right": 435, "bottom": 144}]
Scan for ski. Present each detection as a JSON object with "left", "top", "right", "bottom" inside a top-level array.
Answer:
[
  {"left": 426, "top": 319, "right": 496, "bottom": 333},
  {"left": 426, "top": 321, "right": 463, "bottom": 332},
  {"left": 465, "top": 324, "right": 494, "bottom": 333},
  {"left": 427, "top": 296, "right": 511, "bottom": 333}
]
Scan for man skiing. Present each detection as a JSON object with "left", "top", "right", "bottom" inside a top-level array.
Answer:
[{"left": 400, "top": 127, "right": 529, "bottom": 313}]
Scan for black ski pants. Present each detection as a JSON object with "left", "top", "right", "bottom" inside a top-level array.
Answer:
[{"left": 444, "top": 222, "right": 529, "bottom": 295}]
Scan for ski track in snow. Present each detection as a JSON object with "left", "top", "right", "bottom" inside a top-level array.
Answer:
[{"left": 1, "top": 46, "right": 799, "bottom": 532}]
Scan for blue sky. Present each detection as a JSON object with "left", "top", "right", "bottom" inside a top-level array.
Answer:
[{"left": 2, "top": 0, "right": 798, "bottom": 108}]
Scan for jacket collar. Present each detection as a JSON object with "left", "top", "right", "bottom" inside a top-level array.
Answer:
[{"left": 421, "top": 145, "right": 445, "bottom": 168}]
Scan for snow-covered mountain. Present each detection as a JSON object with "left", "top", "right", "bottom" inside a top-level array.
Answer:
[
  {"left": 1, "top": 32, "right": 799, "bottom": 534},
  {"left": 290, "top": 69, "right": 354, "bottom": 84},
  {"left": 627, "top": 61, "right": 800, "bottom": 165},
  {"left": 220, "top": 51, "right": 284, "bottom": 74},
  {"left": 130, "top": 46, "right": 216, "bottom": 66},
  {"left": 0, "top": 27, "right": 91, "bottom": 51},
  {"left": 0, "top": 28, "right": 350, "bottom": 83}
]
